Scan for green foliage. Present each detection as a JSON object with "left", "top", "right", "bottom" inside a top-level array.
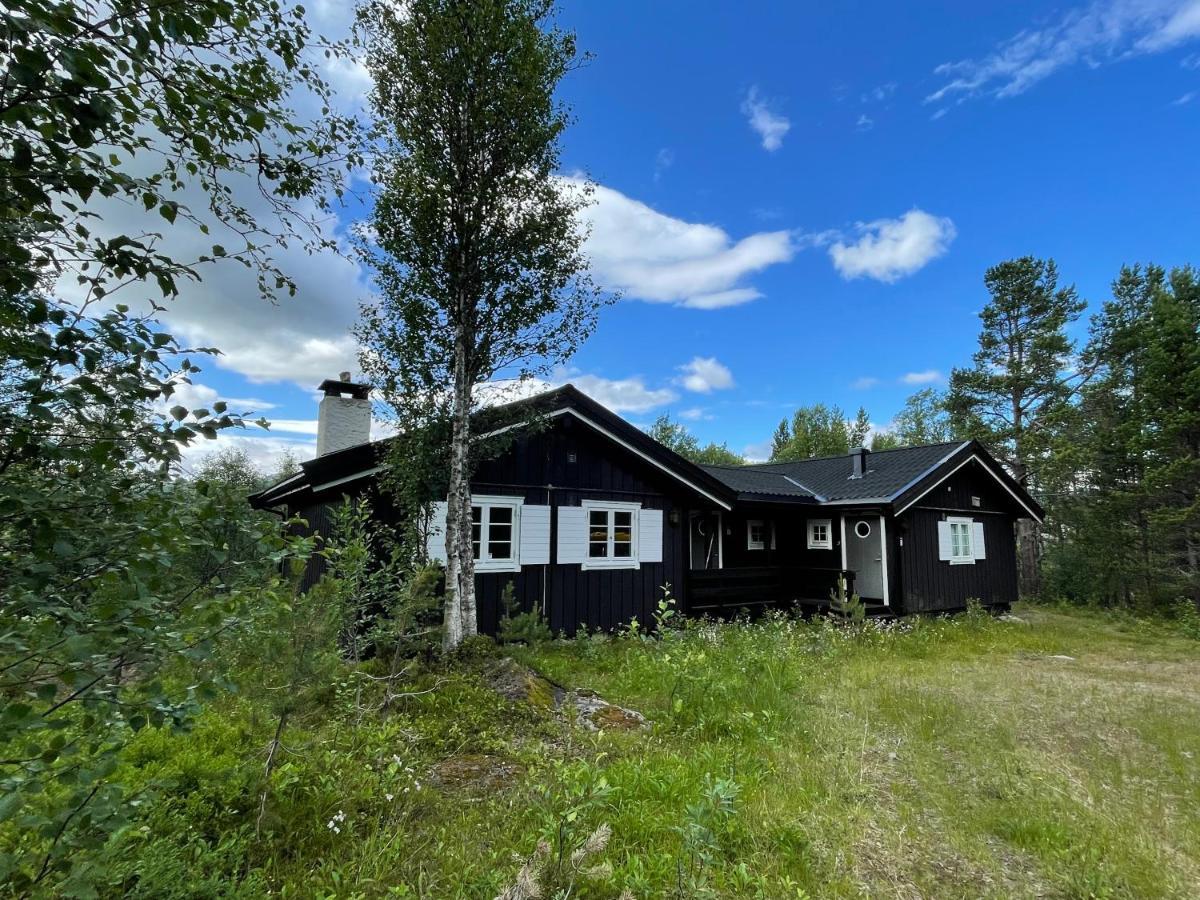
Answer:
[
  {"left": 872, "top": 387, "right": 956, "bottom": 450},
  {"left": 674, "top": 775, "right": 742, "bottom": 896},
  {"left": 647, "top": 414, "right": 745, "bottom": 465},
  {"left": 946, "top": 256, "right": 1088, "bottom": 597},
  {"left": 498, "top": 581, "right": 553, "bottom": 645},
  {"left": 829, "top": 574, "right": 866, "bottom": 625},
  {"left": 0, "top": 0, "right": 360, "bottom": 304},
  {"left": 653, "top": 584, "right": 679, "bottom": 633},
  {"left": 0, "top": 2, "right": 360, "bottom": 883},
  {"left": 1046, "top": 264, "right": 1200, "bottom": 610},
  {"left": 356, "top": 0, "right": 606, "bottom": 649},
  {"left": 770, "top": 403, "right": 871, "bottom": 461}
]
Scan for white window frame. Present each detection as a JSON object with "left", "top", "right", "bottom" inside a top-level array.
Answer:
[
  {"left": 807, "top": 518, "right": 833, "bottom": 550},
  {"left": 470, "top": 495, "right": 523, "bottom": 573},
  {"left": 581, "top": 500, "right": 640, "bottom": 571},
  {"left": 947, "top": 516, "right": 975, "bottom": 565},
  {"left": 747, "top": 519, "right": 768, "bottom": 551}
]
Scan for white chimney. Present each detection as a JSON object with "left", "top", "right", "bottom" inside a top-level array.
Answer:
[{"left": 316, "top": 371, "right": 371, "bottom": 456}]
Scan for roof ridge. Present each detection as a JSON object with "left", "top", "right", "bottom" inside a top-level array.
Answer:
[{"left": 735, "top": 439, "right": 968, "bottom": 468}]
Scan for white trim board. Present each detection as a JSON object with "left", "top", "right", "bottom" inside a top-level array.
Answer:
[
  {"left": 878, "top": 514, "right": 890, "bottom": 607},
  {"left": 565, "top": 409, "right": 732, "bottom": 510},
  {"left": 893, "top": 453, "right": 1043, "bottom": 522}
]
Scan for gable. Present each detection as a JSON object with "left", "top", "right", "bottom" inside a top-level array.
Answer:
[{"left": 892, "top": 450, "right": 1043, "bottom": 522}]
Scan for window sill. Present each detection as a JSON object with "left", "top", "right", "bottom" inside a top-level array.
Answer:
[
  {"left": 476, "top": 561, "right": 521, "bottom": 573},
  {"left": 949, "top": 558, "right": 976, "bottom": 566},
  {"left": 808, "top": 543, "right": 833, "bottom": 551},
  {"left": 580, "top": 559, "right": 640, "bottom": 571}
]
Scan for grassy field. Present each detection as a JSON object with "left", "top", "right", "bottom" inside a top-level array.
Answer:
[{"left": 90, "top": 604, "right": 1200, "bottom": 898}]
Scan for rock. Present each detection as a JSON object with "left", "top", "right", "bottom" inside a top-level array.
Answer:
[
  {"left": 485, "top": 658, "right": 650, "bottom": 731},
  {"left": 1000, "top": 614, "right": 1028, "bottom": 623},
  {"left": 488, "top": 657, "right": 563, "bottom": 710},
  {"left": 431, "top": 754, "right": 524, "bottom": 792},
  {"left": 570, "top": 693, "right": 649, "bottom": 732},
  {"left": 1045, "top": 654, "right": 1076, "bottom": 661}
]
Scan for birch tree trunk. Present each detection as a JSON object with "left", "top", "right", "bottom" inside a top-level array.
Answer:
[{"left": 443, "top": 336, "right": 477, "bottom": 650}]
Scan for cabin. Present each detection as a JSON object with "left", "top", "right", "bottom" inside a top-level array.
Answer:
[{"left": 249, "top": 379, "right": 1043, "bottom": 633}]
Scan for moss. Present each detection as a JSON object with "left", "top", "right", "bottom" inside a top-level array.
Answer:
[{"left": 431, "top": 753, "right": 524, "bottom": 792}]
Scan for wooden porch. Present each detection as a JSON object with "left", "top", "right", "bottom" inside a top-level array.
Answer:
[{"left": 686, "top": 566, "right": 890, "bottom": 619}]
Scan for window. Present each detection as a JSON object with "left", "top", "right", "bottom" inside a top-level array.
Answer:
[
  {"left": 470, "top": 496, "right": 522, "bottom": 572},
  {"left": 747, "top": 519, "right": 767, "bottom": 550},
  {"left": 854, "top": 520, "right": 872, "bottom": 539},
  {"left": 582, "top": 501, "right": 639, "bottom": 569},
  {"left": 948, "top": 517, "right": 974, "bottom": 564},
  {"left": 807, "top": 518, "right": 832, "bottom": 550}
]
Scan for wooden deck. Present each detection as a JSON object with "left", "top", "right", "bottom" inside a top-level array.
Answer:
[{"left": 687, "top": 566, "right": 871, "bottom": 618}]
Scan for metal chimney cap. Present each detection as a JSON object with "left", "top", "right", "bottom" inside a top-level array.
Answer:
[{"left": 318, "top": 375, "right": 371, "bottom": 400}]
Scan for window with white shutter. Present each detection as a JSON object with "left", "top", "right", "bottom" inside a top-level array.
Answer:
[
  {"left": 580, "top": 500, "right": 642, "bottom": 570},
  {"left": 942, "top": 516, "right": 978, "bottom": 565}
]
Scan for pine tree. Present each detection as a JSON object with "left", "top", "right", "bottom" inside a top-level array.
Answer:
[{"left": 946, "top": 257, "right": 1086, "bottom": 597}]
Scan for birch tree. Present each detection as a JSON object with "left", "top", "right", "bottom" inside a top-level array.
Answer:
[{"left": 357, "top": 0, "right": 603, "bottom": 649}]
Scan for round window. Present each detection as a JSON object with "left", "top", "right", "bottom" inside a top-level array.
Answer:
[{"left": 854, "top": 521, "right": 872, "bottom": 539}]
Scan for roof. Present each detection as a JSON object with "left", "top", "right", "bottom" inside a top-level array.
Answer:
[
  {"left": 702, "top": 440, "right": 1043, "bottom": 520},
  {"left": 697, "top": 463, "right": 819, "bottom": 503},
  {"left": 736, "top": 441, "right": 966, "bottom": 502},
  {"left": 250, "top": 384, "right": 1042, "bottom": 521},
  {"left": 250, "top": 384, "right": 736, "bottom": 511}
]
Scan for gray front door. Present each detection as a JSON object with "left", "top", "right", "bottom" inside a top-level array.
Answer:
[{"left": 844, "top": 516, "right": 884, "bottom": 601}]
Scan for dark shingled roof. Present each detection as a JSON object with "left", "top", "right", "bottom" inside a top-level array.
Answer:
[
  {"left": 703, "top": 441, "right": 969, "bottom": 503},
  {"left": 697, "top": 464, "right": 819, "bottom": 502}
]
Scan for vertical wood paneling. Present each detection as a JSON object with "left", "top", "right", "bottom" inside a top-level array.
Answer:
[{"left": 896, "top": 459, "right": 1023, "bottom": 613}]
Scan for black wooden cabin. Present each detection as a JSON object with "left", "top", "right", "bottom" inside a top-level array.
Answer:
[{"left": 249, "top": 383, "right": 1043, "bottom": 633}]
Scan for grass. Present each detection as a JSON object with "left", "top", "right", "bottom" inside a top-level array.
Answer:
[{"left": 82, "top": 604, "right": 1200, "bottom": 898}]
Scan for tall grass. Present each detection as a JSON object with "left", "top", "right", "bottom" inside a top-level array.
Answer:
[{"left": 28, "top": 605, "right": 1199, "bottom": 898}]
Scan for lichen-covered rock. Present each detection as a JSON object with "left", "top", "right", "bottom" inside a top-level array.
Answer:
[
  {"left": 431, "top": 754, "right": 524, "bottom": 791},
  {"left": 485, "top": 658, "right": 649, "bottom": 731},
  {"left": 570, "top": 693, "right": 649, "bottom": 732},
  {"left": 488, "top": 657, "right": 563, "bottom": 710}
]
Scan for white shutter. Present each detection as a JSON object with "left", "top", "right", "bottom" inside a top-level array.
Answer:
[
  {"left": 640, "top": 508, "right": 663, "bottom": 563},
  {"left": 557, "top": 506, "right": 587, "bottom": 564},
  {"left": 972, "top": 521, "right": 987, "bottom": 560},
  {"left": 426, "top": 501, "right": 448, "bottom": 564},
  {"left": 937, "top": 520, "right": 952, "bottom": 561},
  {"left": 520, "top": 505, "right": 551, "bottom": 565}
]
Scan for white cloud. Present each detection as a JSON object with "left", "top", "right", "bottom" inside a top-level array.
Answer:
[
  {"left": 828, "top": 209, "right": 956, "bottom": 283},
  {"left": 856, "top": 114, "right": 874, "bottom": 131},
  {"left": 570, "top": 374, "right": 677, "bottom": 412},
  {"left": 740, "top": 86, "right": 791, "bottom": 151},
  {"left": 577, "top": 181, "right": 796, "bottom": 309},
  {"left": 677, "top": 357, "right": 735, "bottom": 393},
  {"left": 851, "top": 376, "right": 881, "bottom": 389},
  {"left": 178, "top": 431, "right": 316, "bottom": 476},
  {"left": 901, "top": 369, "right": 943, "bottom": 385},
  {"left": 1172, "top": 90, "right": 1197, "bottom": 103},
  {"left": 861, "top": 82, "right": 898, "bottom": 103},
  {"left": 742, "top": 438, "right": 773, "bottom": 463},
  {"left": 483, "top": 371, "right": 677, "bottom": 415},
  {"left": 928, "top": 0, "right": 1200, "bottom": 107},
  {"left": 678, "top": 406, "right": 711, "bottom": 421},
  {"left": 654, "top": 147, "right": 675, "bottom": 182}
]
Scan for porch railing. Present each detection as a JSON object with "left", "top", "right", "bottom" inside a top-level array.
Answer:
[{"left": 686, "top": 566, "right": 855, "bottom": 617}]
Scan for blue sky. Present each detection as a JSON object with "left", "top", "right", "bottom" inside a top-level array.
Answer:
[{"left": 161, "top": 0, "right": 1200, "bottom": 470}]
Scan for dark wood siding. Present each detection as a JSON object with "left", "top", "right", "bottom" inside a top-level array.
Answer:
[
  {"left": 469, "top": 420, "right": 689, "bottom": 635},
  {"left": 895, "top": 458, "right": 1021, "bottom": 613},
  {"left": 720, "top": 507, "right": 844, "bottom": 572}
]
